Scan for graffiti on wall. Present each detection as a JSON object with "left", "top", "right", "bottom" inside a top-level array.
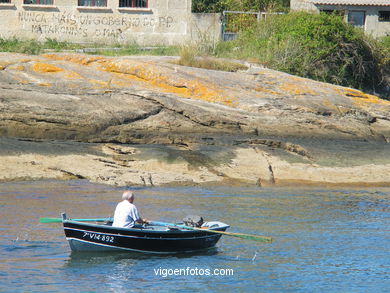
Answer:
[{"left": 18, "top": 11, "right": 175, "bottom": 38}]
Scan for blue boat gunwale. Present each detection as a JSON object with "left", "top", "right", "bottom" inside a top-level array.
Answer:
[
  {"left": 65, "top": 226, "right": 226, "bottom": 241},
  {"left": 63, "top": 219, "right": 230, "bottom": 237}
]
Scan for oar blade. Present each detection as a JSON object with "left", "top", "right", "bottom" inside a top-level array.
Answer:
[
  {"left": 39, "top": 217, "right": 62, "bottom": 223},
  {"left": 233, "top": 233, "right": 272, "bottom": 243}
]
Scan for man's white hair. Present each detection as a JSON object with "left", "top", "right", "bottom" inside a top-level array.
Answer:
[{"left": 122, "top": 190, "right": 134, "bottom": 201}]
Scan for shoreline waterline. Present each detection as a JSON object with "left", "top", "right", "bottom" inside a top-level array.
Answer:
[{"left": 1, "top": 136, "right": 390, "bottom": 188}]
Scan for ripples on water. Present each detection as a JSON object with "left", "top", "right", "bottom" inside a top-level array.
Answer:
[{"left": 0, "top": 180, "right": 389, "bottom": 292}]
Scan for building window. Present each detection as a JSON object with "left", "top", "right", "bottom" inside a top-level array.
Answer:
[
  {"left": 0, "top": 0, "right": 11, "bottom": 3},
  {"left": 379, "top": 11, "right": 390, "bottom": 22},
  {"left": 119, "top": 0, "right": 148, "bottom": 8},
  {"left": 348, "top": 11, "right": 366, "bottom": 28},
  {"left": 78, "top": 0, "right": 107, "bottom": 6},
  {"left": 24, "top": 0, "right": 53, "bottom": 4},
  {"left": 320, "top": 9, "right": 344, "bottom": 16}
]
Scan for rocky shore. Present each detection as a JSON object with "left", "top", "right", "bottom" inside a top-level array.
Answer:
[{"left": 1, "top": 52, "right": 390, "bottom": 187}]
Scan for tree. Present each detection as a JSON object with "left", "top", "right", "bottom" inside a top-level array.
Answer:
[{"left": 192, "top": 0, "right": 289, "bottom": 13}]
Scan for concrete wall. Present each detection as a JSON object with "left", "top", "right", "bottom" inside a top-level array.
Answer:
[
  {"left": 290, "top": 0, "right": 316, "bottom": 11},
  {"left": 190, "top": 13, "right": 221, "bottom": 44},
  {"left": 0, "top": 0, "right": 196, "bottom": 45},
  {"left": 291, "top": 1, "right": 390, "bottom": 38}
]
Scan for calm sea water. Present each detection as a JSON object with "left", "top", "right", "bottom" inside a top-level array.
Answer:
[{"left": 0, "top": 180, "right": 389, "bottom": 292}]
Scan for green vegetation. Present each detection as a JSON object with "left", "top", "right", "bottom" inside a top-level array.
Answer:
[
  {"left": 215, "top": 12, "right": 390, "bottom": 92},
  {"left": 175, "top": 44, "right": 247, "bottom": 72},
  {"left": 379, "top": 36, "right": 390, "bottom": 84},
  {"left": 0, "top": 38, "right": 82, "bottom": 54},
  {"left": 0, "top": 37, "right": 179, "bottom": 57},
  {"left": 381, "top": 36, "right": 390, "bottom": 46},
  {"left": 0, "top": 38, "right": 43, "bottom": 55},
  {"left": 88, "top": 44, "right": 179, "bottom": 57},
  {"left": 192, "top": 0, "right": 289, "bottom": 13},
  {"left": 38, "top": 38, "right": 83, "bottom": 51}
]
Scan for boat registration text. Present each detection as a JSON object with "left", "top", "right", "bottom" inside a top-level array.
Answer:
[{"left": 83, "top": 232, "right": 115, "bottom": 243}]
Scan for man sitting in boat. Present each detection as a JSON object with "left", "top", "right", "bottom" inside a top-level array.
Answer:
[{"left": 112, "top": 190, "right": 149, "bottom": 228}]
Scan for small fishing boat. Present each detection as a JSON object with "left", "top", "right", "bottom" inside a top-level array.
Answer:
[{"left": 61, "top": 213, "right": 230, "bottom": 254}]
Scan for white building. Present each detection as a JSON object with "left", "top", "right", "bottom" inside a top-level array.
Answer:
[
  {"left": 0, "top": 0, "right": 221, "bottom": 45},
  {"left": 291, "top": 0, "right": 390, "bottom": 38}
]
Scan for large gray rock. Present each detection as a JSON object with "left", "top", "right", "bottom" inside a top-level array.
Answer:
[
  {"left": 1, "top": 52, "right": 390, "bottom": 142},
  {"left": 1, "top": 52, "right": 390, "bottom": 186}
]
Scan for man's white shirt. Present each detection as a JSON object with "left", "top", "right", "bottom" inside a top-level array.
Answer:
[{"left": 112, "top": 200, "right": 141, "bottom": 228}]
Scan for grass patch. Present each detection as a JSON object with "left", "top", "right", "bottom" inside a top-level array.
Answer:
[
  {"left": 0, "top": 38, "right": 84, "bottom": 54},
  {"left": 0, "top": 37, "right": 180, "bottom": 57},
  {"left": 42, "top": 38, "right": 84, "bottom": 51},
  {"left": 175, "top": 44, "right": 248, "bottom": 72},
  {"left": 0, "top": 38, "right": 42, "bottom": 55},
  {"left": 88, "top": 43, "right": 180, "bottom": 56}
]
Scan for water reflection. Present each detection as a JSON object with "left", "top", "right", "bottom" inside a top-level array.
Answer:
[
  {"left": 66, "top": 247, "right": 219, "bottom": 267},
  {"left": 0, "top": 180, "right": 389, "bottom": 292}
]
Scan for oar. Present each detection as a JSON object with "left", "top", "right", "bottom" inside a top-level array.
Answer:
[
  {"left": 149, "top": 221, "right": 272, "bottom": 243},
  {"left": 39, "top": 218, "right": 272, "bottom": 242},
  {"left": 39, "top": 217, "right": 112, "bottom": 223}
]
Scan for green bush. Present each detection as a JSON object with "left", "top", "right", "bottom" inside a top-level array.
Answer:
[
  {"left": 192, "top": 0, "right": 289, "bottom": 13},
  {"left": 216, "top": 12, "right": 388, "bottom": 92},
  {"left": 381, "top": 36, "right": 390, "bottom": 48},
  {"left": 380, "top": 36, "right": 390, "bottom": 75}
]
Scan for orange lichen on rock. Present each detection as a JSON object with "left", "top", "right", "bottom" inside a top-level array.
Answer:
[
  {"left": 64, "top": 71, "right": 83, "bottom": 79},
  {"left": 338, "top": 88, "right": 390, "bottom": 106},
  {"left": 39, "top": 54, "right": 236, "bottom": 106},
  {"left": 0, "top": 61, "right": 12, "bottom": 70},
  {"left": 100, "top": 61, "right": 148, "bottom": 82},
  {"left": 12, "top": 75, "right": 29, "bottom": 84},
  {"left": 280, "top": 82, "right": 317, "bottom": 96},
  {"left": 340, "top": 88, "right": 374, "bottom": 99},
  {"left": 0, "top": 58, "right": 34, "bottom": 71},
  {"left": 321, "top": 99, "right": 346, "bottom": 115},
  {"left": 110, "top": 73, "right": 137, "bottom": 87},
  {"left": 88, "top": 79, "right": 111, "bottom": 89},
  {"left": 12, "top": 65, "right": 25, "bottom": 71},
  {"left": 100, "top": 60, "right": 236, "bottom": 106},
  {"left": 32, "top": 62, "right": 63, "bottom": 73},
  {"left": 42, "top": 53, "right": 104, "bottom": 65},
  {"left": 17, "top": 58, "right": 32, "bottom": 63},
  {"left": 254, "top": 86, "right": 280, "bottom": 96}
]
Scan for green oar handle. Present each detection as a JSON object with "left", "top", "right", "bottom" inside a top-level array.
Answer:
[{"left": 39, "top": 217, "right": 111, "bottom": 223}]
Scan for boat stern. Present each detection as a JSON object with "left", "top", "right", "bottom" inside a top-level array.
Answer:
[{"left": 202, "top": 221, "right": 230, "bottom": 231}]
